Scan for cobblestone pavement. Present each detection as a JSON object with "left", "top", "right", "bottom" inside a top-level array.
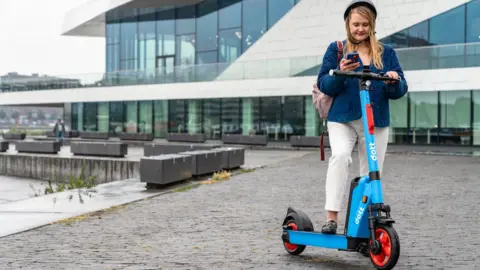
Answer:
[{"left": 0, "top": 151, "right": 479, "bottom": 269}]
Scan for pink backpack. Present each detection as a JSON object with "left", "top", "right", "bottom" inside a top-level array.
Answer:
[
  {"left": 312, "top": 41, "right": 344, "bottom": 119},
  {"left": 312, "top": 41, "right": 344, "bottom": 161}
]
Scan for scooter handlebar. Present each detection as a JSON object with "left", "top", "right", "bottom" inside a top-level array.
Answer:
[{"left": 329, "top": 69, "right": 399, "bottom": 82}]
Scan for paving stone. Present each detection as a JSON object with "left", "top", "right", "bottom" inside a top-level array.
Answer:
[{"left": 0, "top": 152, "right": 478, "bottom": 269}]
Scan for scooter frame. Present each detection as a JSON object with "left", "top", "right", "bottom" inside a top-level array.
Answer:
[{"left": 281, "top": 69, "right": 400, "bottom": 269}]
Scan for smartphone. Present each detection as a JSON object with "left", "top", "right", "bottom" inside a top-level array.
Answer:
[{"left": 346, "top": 52, "right": 359, "bottom": 63}]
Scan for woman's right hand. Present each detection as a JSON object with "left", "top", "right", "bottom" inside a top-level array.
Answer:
[{"left": 339, "top": 58, "right": 360, "bottom": 71}]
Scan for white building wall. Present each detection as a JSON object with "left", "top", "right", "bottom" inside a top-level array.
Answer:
[{"left": 0, "top": 67, "right": 478, "bottom": 105}]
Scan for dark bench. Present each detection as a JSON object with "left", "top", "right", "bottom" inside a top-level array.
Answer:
[
  {"left": 79, "top": 131, "right": 110, "bottom": 140},
  {"left": 15, "top": 141, "right": 61, "bottom": 154},
  {"left": 290, "top": 135, "right": 330, "bottom": 148},
  {"left": 71, "top": 141, "right": 127, "bottom": 157},
  {"left": 46, "top": 131, "right": 79, "bottom": 138},
  {"left": 2, "top": 133, "right": 26, "bottom": 140},
  {"left": 0, "top": 141, "right": 9, "bottom": 152},
  {"left": 178, "top": 149, "right": 224, "bottom": 176},
  {"left": 118, "top": 132, "right": 153, "bottom": 141},
  {"left": 213, "top": 147, "right": 245, "bottom": 169},
  {"left": 167, "top": 133, "right": 206, "bottom": 143},
  {"left": 221, "top": 134, "right": 268, "bottom": 146},
  {"left": 143, "top": 143, "right": 217, "bottom": 157},
  {"left": 140, "top": 154, "right": 193, "bottom": 185}
]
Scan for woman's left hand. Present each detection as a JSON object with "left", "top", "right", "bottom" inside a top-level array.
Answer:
[{"left": 385, "top": 71, "right": 399, "bottom": 84}]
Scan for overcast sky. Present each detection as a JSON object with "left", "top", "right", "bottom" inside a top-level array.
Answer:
[{"left": 0, "top": 0, "right": 105, "bottom": 77}]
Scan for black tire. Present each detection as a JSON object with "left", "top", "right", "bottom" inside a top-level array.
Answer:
[
  {"left": 369, "top": 224, "right": 400, "bottom": 270},
  {"left": 282, "top": 219, "right": 306, "bottom": 255}
]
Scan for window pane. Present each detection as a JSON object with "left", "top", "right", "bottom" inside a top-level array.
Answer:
[
  {"left": 120, "top": 19, "right": 138, "bottom": 62},
  {"left": 109, "top": 102, "right": 124, "bottom": 133},
  {"left": 83, "top": 103, "right": 98, "bottom": 131},
  {"left": 154, "top": 100, "right": 169, "bottom": 138},
  {"left": 261, "top": 97, "right": 282, "bottom": 140},
  {"left": 268, "top": 0, "right": 294, "bottom": 28},
  {"left": 139, "top": 100, "right": 153, "bottom": 134},
  {"left": 440, "top": 91, "right": 471, "bottom": 145},
  {"left": 97, "top": 102, "right": 109, "bottom": 132},
  {"left": 467, "top": 0, "right": 480, "bottom": 43},
  {"left": 429, "top": 5, "right": 465, "bottom": 45},
  {"left": 219, "top": 0, "right": 241, "bottom": 29},
  {"left": 242, "top": 0, "right": 267, "bottom": 53},
  {"left": 176, "top": 5, "right": 195, "bottom": 35},
  {"left": 196, "top": 0, "right": 218, "bottom": 52},
  {"left": 196, "top": 51, "right": 218, "bottom": 81},
  {"left": 203, "top": 99, "right": 221, "bottom": 139},
  {"left": 407, "top": 21, "right": 429, "bottom": 47},
  {"left": 106, "top": 23, "right": 120, "bottom": 44},
  {"left": 222, "top": 98, "right": 242, "bottom": 134},
  {"left": 124, "top": 101, "right": 138, "bottom": 133},
  {"left": 176, "top": 34, "right": 196, "bottom": 66},
  {"left": 389, "top": 95, "right": 409, "bottom": 144},
  {"left": 283, "top": 96, "right": 305, "bottom": 138},
  {"left": 168, "top": 100, "right": 188, "bottom": 133},
  {"left": 219, "top": 28, "right": 242, "bottom": 62},
  {"left": 409, "top": 92, "right": 439, "bottom": 144},
  {"left": 156, "top": 9, "right": 175, "bottom": 56},
  {"left": 473, "top": 91, "right": 480, "bottom": 145}
]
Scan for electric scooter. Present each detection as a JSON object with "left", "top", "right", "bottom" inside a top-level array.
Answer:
[{"left": 281, "top": 69, "right": 401, "bottom": 270}]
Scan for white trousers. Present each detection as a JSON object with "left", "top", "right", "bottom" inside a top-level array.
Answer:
[{"left": 325, "top": 119, "right": 389, "bottom": 212}]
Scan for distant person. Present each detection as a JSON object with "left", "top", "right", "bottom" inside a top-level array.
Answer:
[{"left": 53, "top": 119, "right": 65, "bottom": 142}]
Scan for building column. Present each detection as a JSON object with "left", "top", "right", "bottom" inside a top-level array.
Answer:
[
  {"left": 242, "top": 98, "right": 254, "bottom": 135},
  {"left": 77, "top": 103, "right": 84, "bottom": 131}
]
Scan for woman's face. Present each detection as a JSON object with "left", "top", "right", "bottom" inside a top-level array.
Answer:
[{"left": 349, "top": 12, "right": 370, "bottom": 42}]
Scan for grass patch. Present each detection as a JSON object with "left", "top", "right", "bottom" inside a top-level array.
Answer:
[
  {"left": 172, "top": 184, "right": 197, "bottom": 193},
  {"left": 53, "top": 205, "right": 128, "bottom": 226}
]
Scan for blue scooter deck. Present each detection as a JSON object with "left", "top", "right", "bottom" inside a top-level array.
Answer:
[{"left": 286, "top": 230, "right": 369, "bottom": 251}]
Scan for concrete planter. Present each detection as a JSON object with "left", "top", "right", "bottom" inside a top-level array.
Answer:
[
  {"left": 143, "top": 143, "right": 217, "bottom": 156},
  {"left": 118, "top": 132, "right": 153, "bottom": 141},
  {"left": 3, "top": 133, "right": 26, "bottom": 140},
  {"left": 79, "top": 131, "right": 110, "bottom": 140},
  {"left": 140, "top": 154, "right": 193, "bottom": 185},
  {"left": 0, "top": 141, "right": 9, "bottom": 152},
  {"left": 213, "top": 147, "right": 245, "bottom": 169},
  {"left": 178, "top": 149, "right": 224, "bottom": 176},
  {"left": 290, "top": 135, "right": 330, "bottom": 147},
  {"left": 166, "top": 133, "right": 206, "bottom": 143},
  {"left": 71, "top": 142, "right": 128, "bottom": 157},
  {"left": 221, "top": 134, "right": 268, "bottom": 146},
  {"left": 16, "top": 141, "right": 62, "bottom": 154}
]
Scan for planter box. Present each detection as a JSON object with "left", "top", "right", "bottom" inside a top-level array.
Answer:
[
  {"left": 3, "top": 133, "right": 26, "bottom": 140},
  {"left": 118, "top": 132, "right": 153, "bottom": 141},
  {"left": 178, "top": 149, "right": 224, "bottom": 176},
  {"left": 140, "top": 154, "right": 193, "bottom": 185},
  {"left": 221, "top": 134, "right": 268, "bottom": 146},
  {"left": 143, "top": 143, "right": 217, "bottom": 156},
  {"left": 79, "top": 131, "right": 110, "bottom": 140},
  {"left": 0, "top": 141, "right": 9, "bottom": 152},
  {"left": 16, "top": 141, "right": 61, "bottom": 154},
  {"left": 290, "top": 135, "right": 331, "bottom": 148},
  {"left": 167, "top": 133, "right": 206, "bottom": 143},
  {"left": 71, "top": 142, "right": 127, "bottom": 157},
  {"left": 213, "top": 147, "right": 245, "bottom": 169}
]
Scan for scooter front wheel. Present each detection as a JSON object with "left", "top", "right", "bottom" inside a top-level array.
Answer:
[{"left": 369, "top": 224, "right": 400, "bottom": 270}]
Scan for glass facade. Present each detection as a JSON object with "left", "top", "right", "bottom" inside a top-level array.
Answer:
[
  {"left": 65, "top": 0, "right": 480, "bottom": 146},
  {"left": 105, "top": 0, "right": 300, "bottom": 73}
]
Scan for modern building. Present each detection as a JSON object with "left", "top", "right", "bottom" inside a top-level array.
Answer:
[{"left": 0, "top": 0, "right": 479, "bottom": 146}]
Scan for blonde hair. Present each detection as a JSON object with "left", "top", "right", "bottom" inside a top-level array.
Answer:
[{"left": 344, "top": 6, "right": 384, "bottom": 70}]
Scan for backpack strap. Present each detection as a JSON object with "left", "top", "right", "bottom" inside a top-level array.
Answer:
[{"left": 319, "top": 40, "right": 344, "bottom": 161}]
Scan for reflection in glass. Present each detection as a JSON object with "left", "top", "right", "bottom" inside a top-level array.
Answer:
[
  {"left": 97, "top": 102, "right": 109, "bottom": 132},
  {"left": 176, "top": 5, "right": 195, "bottom": 35},
  {"left": 109, "top": 102, "right": 124, "bottom": 133},
  {"left": 219, "top": 0, "right": 241, "bottom": 29},
  {"left": 203, "top": 99, "right": 221, "bottom": 139},
  {"left": 124, "top": 101, "right": 138, "bottom": 133},
  {"left": 219, "top": 28, "right": 242, "bottom": 62},
  {"left": 283, "top": 96, "right": 306, "bottom": 139},
  {"left": 473, "top": 91, "right": 480, "bottom": 146},
  {"left": 196, "top": 0, "right": 218, "bottom": 52},
  {"left": 268, "top": 0, "right": 295, "bottom": 28},
  {"left": 83, "top": 103, "right": 98, "bottom": 131},
  {"left": 439, "top": 91, "right": 471, "bottom": 145},
  {"left": 222, "top": 98, "right": 242, "bottom": 134},
  {"left": 154, "top": 100, "right": 169, "bottom": 137},
  {"left": 242, "top": 0, "right": 267, "bottom": 53},
  {"left": 168, "top": 100, "right": 188, "bottom": 133},
  {"left": 389, "top": 95, "right": 408, "bottom": 144},
  {"left": 261, "top": 97, "right": 282, "bottom": 140},
  {"left": 409, "top": 92, "right": 438, "bottom": 144},
  {"left": 139, "top": 100, "right": 153, "bottom": 134}
]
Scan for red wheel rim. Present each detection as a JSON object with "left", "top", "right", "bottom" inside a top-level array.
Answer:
[
  {"left": 284, "top": 222, "right": 298, "bottom": 251},
  {"left": 370, "top": 228, "right": 392, "bottom": 267}
]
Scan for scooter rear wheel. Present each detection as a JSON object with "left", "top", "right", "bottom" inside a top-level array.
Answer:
[
  {"left": 283, "top": 220, "right": 306, "bottom": 255},
  {"left": 369, "top": 224, "right": 400, "bottom": 270}
]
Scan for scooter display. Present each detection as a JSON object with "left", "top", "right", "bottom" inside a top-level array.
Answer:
[{"left": 281, "top": 69, "right": 401, "bottom": 270}]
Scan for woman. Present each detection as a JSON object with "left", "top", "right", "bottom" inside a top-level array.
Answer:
[{"left": 316, "top": 0, "right": 408, "bottom": 234}]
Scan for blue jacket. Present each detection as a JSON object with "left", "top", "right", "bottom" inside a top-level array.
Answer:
[{"left": 317, "top": 41, "right": 408, "bottom": 127}]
